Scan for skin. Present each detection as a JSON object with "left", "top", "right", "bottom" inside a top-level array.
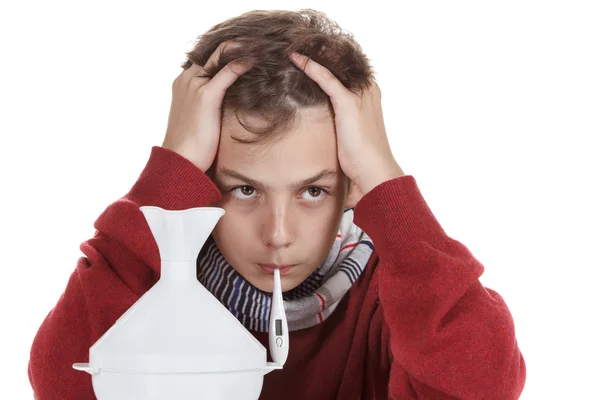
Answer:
[{"left": 209, "top": 106, "right": 363, "bottom": 293}]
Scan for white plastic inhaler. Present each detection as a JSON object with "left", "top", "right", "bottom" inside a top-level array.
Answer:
[{"left": 73, "top": 206, "right": 290, "bottom": 400}]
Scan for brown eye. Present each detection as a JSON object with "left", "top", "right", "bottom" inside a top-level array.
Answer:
[
  {"left": 230, "top": 185, "right": 258, "bottom": 201},
  {"left": 308, "top": 187, "right": 322, "bottom": 197},
  {"left": 301, "top": 187, "right": 328, "bottom": 202},
  {"left": 240, "top": 186, "right": 255, "bottom": 196}
]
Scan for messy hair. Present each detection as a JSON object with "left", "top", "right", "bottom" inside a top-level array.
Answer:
[{"left": 181, "top": 9, "right": 375, "bottom": 144}]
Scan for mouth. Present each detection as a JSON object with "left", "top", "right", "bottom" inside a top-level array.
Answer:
[{"left": 257, "top": 263, "right": 296, "bottom": 275}]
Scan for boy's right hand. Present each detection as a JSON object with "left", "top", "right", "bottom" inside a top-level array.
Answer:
[{"left": 162, "top": 41, "right": 252, "bottom": 172}]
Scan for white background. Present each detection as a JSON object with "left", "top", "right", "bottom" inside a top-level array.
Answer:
[{"left": 1, "top": 1, "right": 598, "bottom": 398}]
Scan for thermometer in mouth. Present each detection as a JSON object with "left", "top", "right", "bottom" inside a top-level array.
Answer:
[{"left": 269, "top": 268, "right": 289, "bottom": 366}]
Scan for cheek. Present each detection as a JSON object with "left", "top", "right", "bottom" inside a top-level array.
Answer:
[
  {"left": 212, "top": 213, "right": 249, "bottom": 250},
  {"left": 298, "top": 215, "right": 340, "bottom": 250}
]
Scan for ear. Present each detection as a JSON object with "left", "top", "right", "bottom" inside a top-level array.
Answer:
[{"left": 344, "top": 178, "right": 363, "bottom": 209}]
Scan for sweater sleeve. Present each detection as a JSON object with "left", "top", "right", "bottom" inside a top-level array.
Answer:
[
  {"left": 27, "top": 146, "right": 223, "bottom": 400},
  {"left": 353, "top": 175, "right": 526, "bottom": 400}
]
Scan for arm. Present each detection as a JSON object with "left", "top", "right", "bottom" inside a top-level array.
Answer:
[
  {"left": 354, "top": 175, "right": 526, "bottom": 400},
  {"left": 28, "top": 146, "right": 223, "bottom": 399}
]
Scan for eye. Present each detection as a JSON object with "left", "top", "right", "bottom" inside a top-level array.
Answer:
[
  {"left": 301, "top": 187, "right": 328, "bottom": 202},
  {"left": 230, "top": 185, "right": 257, "bottom": 200}
]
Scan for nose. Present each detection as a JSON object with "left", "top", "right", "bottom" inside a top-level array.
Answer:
[{"left": 261, "top": 204, "right": 294, "bottom": 250}]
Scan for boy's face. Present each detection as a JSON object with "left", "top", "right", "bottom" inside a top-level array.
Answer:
[{"left": 209, "top": 106, "right": 362, "bottom": 293}]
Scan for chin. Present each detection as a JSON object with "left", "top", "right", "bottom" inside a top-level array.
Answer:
[
  {"left": 232, "top": 262, "right": 312, "bottom": 293},
  {"left": 250, "top": 277, "right": 297, "bottom": 293},
  {"left": 243, "top": 272, "right": 301, "bottom": 293}
]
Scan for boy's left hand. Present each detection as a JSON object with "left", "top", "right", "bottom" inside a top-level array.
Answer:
[{"left": 288, "top": 51, "right": 405, "bottom": 195}]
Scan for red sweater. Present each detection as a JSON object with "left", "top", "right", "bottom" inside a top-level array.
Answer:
[{"left": 28, "top": 146, "right": 526, "bottom": 399}]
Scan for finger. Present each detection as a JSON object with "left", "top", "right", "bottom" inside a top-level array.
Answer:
[
  {"left": 204, "top": 40, "right": 243, "bottom": 71},
  {"left": 203, "top": 60, "right": 253, "bottom": 98},
  {"left": 179, "top": 61, "right": 207, "bottom": 84},
  {"left": 181, "top": 41, "right": 242, "bottom": 85},
  {"left": 197, "top": 60, "right": 252, "bottom": 143},
  {"left": 288, "top": 52, "right": 348, "bottom": 101}
]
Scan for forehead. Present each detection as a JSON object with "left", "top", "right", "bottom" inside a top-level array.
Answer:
[{"left": 216, "top": 107, "right": 339, "bottom": 172}]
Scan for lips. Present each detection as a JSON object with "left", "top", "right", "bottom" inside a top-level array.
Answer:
[{"left": 258, "top": 264, "right": 296, "bottom": 275}]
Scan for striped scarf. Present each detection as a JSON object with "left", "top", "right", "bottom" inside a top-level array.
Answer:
[{"left": 196, "top": 208, "right": 375, "bottom": 332}]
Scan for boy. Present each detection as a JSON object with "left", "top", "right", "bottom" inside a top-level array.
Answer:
[{"left": 28, "top": 9, "right": 526, "bottom": 399}]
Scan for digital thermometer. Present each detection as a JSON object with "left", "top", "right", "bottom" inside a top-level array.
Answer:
[{"left": 268, "top": 268, "right": 289, "bottom": 366}]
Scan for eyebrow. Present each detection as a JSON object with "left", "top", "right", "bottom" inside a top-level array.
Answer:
[{"left": 216, "top": 167, "right": 339, "bottom": 190}]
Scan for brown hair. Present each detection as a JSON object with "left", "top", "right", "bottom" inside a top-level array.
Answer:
[{"left": 181, "top": 9, "right": 375, "bottom": 144}]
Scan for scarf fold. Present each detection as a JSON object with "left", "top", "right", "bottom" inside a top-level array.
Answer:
[{"left": 196, "top": 208, "right": 374, "bottom": 332}]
